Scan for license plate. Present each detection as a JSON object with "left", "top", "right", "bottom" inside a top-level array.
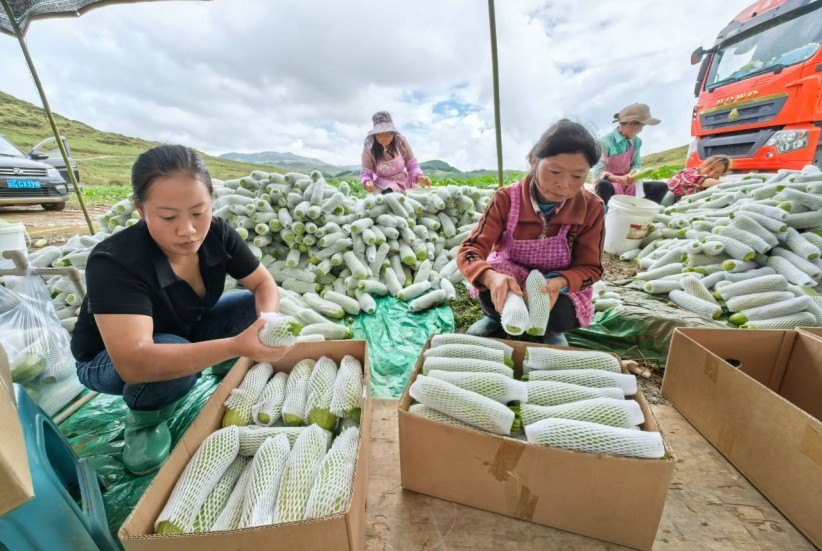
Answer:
[{"left": 6, "top": 179, "right": 41, "bottom": 189}]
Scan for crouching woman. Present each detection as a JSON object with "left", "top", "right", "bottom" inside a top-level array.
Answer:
[
  {"left": 71, "top": 145, "right": 289, "bottom": 475},
  {"left": 456, "top": 120, "right": 605, "bottom": 346}
]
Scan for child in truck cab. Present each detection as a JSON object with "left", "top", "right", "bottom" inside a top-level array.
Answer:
[{"left": 661, "top": 155, "right": 731, "bottom": 205}]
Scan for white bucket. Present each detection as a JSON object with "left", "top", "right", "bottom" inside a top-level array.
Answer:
[
  {"left": 603, "top": 195, "right": 660, "bottom": 255},
  {"left": 0, "top": 221, "right": 29, "bottom": 257}
]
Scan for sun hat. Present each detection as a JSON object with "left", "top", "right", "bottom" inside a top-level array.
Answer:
[
  {"left": 612, "top": 103, "right": 660, "bottom": 125},
  {"left": 367, "top": 111, "right": 397, "bottom": 136}
]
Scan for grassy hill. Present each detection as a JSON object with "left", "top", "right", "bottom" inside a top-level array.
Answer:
[
  {"left": 0, "top": 91, "right": 279, "bottom": 190},
  {"left": 642, "top": 145, "right": 688, "bottom": 169}
]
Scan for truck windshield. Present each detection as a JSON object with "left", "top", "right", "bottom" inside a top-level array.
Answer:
[
  {"left": 706, "top": 7, "right": 822, "bottom": 90},
  {"left": 0, "top": 136, "right": 26, "bottom": 158}
]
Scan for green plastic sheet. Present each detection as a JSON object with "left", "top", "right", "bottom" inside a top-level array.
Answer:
[
  {"left": 350, "top": 295, "right": 454, "bottom": 398},
  {"left": 58, "top": 370, "right": 223, "bottom": 543},
  {"left": 56, "top": 296, "right": 452, "bottom": 540},
  {"left": 568, "top": 283, "right": 726, "bottom": 369}
]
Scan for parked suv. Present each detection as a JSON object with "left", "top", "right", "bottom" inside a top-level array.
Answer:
[
  {"left": 27, "top": 136, "right": 80, "bottom": 191},
  {"left": 0, "top": 134, "right": 68, "bottom": 211}
]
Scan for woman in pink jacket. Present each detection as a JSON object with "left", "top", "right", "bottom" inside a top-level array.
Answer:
[{"left": 360, "top": 111, "right": 431, "bottom": 193}]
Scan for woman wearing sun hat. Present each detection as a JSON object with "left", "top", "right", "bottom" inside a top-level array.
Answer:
[
  {"left": 592, "top": 103, "right": 668, "bottom": 205},
  {"left": 360, "top": 111, "right": 431, "bottom": 193}
]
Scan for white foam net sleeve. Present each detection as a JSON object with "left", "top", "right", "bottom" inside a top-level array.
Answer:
[
  {"left": 258, "top": 312, "right": 301, "bottom": 347},
  {"left": 193, "top": 455, "right": 250, "bottom": 532},
  {"left": 501, "top": 292, "right": 529, "bottom": 336},
  {"left": 224, "top": 363, "right": 274, "bottom": 425},
  {"left": 524, "top": 347, "right": 621, "bottom": 373},
  {"left": 281, "top": 359, "right": 316, "bottom": 425},
  {"left": 305, "top": 356, "right": 339, "bottom": 429},
  {"left": 525, "top": 380, "right": 624, "bottom": 407},
  {"left": 524, "top": 417, "right": 666, "bottom": 458},
  {"left": 154, "top": 426, "right": 240, "bottom": 533},
  {"left": 430, "top": 333, "right": 514, "bottom": 360},
  {"left": 304, "top": 427, "right": 360, "bottom": 519},
  {"left": 519, "top": 397, "right": 645, "bottom": 428},
  {"left": 422, "top": 356, "right": 513, "bottom": 378},
  {"left": 238, "top": 433, "right": 292, "bottom": 528},
  {"left": 252, "top": 371, "right": 288, "bottom": 426},
  {"left": 272, "top": 424, "right": 332, "bottom": 523},
  {"left": 408, "top": 404, "right": 482, "bottom": 432},
  {"left": 210, "top": 459, "right": 255, "bottom": 531},
  {"left": 409, "top": 375, "right": 515, "bottom": 435},
  {"left": 526, "top": 270, "right": 551, "bottom": 336},
  {"left": 426, "top": 370, "right": 527, "bottom": 404},
  {"left": 423, "top": 343, "right": 506, "bottom": 364},
  {"left": 237, "top": 426, "right": 306, "bottom": 456},
  {"left": 525, "top": 369, "right": 637, "bottom": 396},
  {"left": 329, "top": 355, "right": 363, "bottom": 418}
]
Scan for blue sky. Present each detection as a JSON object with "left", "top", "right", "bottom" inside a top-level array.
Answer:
[{"left": 1, "top": 0, "right": 753, "bottom": 171}]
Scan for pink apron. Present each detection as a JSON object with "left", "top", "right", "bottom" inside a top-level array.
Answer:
[
  {"left": 375, "top": 150, "right": 410, "bottom": 193},
  {"left": 472, "top": 182, "right": 595, "bottom": 328},
  {"left": 602, "top": 143, "right": 635, "bottom": 197}
]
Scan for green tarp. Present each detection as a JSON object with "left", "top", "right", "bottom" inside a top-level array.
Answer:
[{"left": 57, "top": 296, "right": 453, "bottom": 541}]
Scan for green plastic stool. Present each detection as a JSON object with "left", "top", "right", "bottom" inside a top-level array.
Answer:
[{"left": 0, "top": 385, "right": 120, "bottom": 551}]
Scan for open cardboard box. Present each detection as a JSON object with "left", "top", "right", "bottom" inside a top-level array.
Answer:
[
  {"left": 0, "top": 344, "right": 35, "bottom": 516},
  {"left": 119, "top": 340, "right": 371, "bottom": 551},
  {"left": 398, "top": 338, "right": 675, "bottom": 551},
  {"left": 661, "top": 328, "right": 822, "bottom": 548}
]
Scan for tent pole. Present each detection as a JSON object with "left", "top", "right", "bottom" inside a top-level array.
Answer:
[
  {"left": 0, "top": 0, "right": 95, "bottom": 234},
  {"left": 487, "top": 0, "right": 504, "bottom": 188}
]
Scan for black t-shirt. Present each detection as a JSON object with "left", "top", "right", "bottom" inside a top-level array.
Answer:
[{"left": 71, "top": 217, "right": 259, "bottom": 362}]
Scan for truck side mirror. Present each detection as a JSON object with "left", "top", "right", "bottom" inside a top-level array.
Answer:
[
  {"left": 28, "top": 151, "right": 48, "bottom": 160},
  {"left": 690, "top": 47, "right": 705, "bottom": 66}
]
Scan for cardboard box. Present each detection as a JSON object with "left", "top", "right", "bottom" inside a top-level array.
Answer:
[
  {"left": 0, "top": 344, "right": 35, "bottom": 516},
  {"left": 662, "top": 328, "right": 822, "bottom": 548},
  {"left": 119, "top": 340, "right": 371, "bottom": 551},
  {"left": 398, "top": 339, "right": 675, "bottom": 551}
]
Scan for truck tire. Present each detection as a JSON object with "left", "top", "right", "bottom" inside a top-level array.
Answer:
[{"left": 42, "top": 202, "right": 66, "bottom": 211}]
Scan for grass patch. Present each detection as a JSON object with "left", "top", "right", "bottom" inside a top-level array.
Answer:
[
  {"left": 450, "top": 284, "right": 483, "bottom": 333},
  {"left": 69, "top": 186, "right": 132, "bottom": 206}
]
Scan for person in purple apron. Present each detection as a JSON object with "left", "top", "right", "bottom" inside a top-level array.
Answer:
[
  {"left": 360, "top": 111, "right": 431, "bottom": 193},
  {"left": 592, "top": 103, "right": 668, "bottom": 205},
  {"left": 457, "top": 120, "right": 605, "bottom": 346}
]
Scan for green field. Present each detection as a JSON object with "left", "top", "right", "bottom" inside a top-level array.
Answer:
[{"left": 1, "top": 90, "right": 686, "bottom": 206}]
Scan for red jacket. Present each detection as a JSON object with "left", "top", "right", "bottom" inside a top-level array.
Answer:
[{"left": 457, "top": 177, "right": 605, "bottom": 292}]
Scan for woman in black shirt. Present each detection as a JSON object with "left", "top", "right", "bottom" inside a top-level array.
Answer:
[{"left": 71, "top": 145, "right": 288, "bottom": 475}]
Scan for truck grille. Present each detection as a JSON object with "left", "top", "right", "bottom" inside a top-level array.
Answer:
[
  {"left": 0, "top": 167, "right": 49, "bottom": 177},
  {"left": 0, "top": 188, "right": 62, "bottom": 198},
  {"left": 697, "top": 128, "right": 778, "bottom": 159},
  {"left": 700, "top": 94, "right": 788, "bottom": 131}
]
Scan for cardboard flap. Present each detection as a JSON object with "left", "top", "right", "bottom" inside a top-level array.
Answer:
[{"left": 0, "top": 344, "right": 35, "bottom": 516}]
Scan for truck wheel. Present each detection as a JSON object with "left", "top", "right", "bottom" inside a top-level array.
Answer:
[{"left": 42, "top": 202, "right": 66, "bottom": 211}]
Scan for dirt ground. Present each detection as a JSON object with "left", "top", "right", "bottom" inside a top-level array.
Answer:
[{"left": 0, "top": 202, "right": 108, "bottom": 246}]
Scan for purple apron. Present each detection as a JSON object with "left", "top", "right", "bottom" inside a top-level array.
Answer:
[
  {"left": 471, "top": 182, "right": 595, "bottom": 328},
  {"left": 375, "top": 151, "right": 410, "bottom": 193},
  {"left": 602, "top": 144, "right": 635, "bottom": 197}
]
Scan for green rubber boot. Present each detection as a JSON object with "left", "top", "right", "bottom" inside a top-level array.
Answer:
[
  {"left": 211, "top": 357, "right": 239, "bottom": 376},
  {"left": 123, "top": 400, "right": 179, "bottom": 476}
]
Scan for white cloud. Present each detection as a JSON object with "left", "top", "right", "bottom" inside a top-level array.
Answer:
[{"left": 1, "top": 0, "right": 752, "bottom": 172}]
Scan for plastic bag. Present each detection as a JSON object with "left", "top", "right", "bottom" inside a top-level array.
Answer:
[{"left": 0, "top": 267, "right": 83, "bottom": 414}]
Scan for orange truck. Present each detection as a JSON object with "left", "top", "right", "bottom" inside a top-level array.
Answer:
[{"left": 687, "top": 0, "right": 822, "bottom": 172}]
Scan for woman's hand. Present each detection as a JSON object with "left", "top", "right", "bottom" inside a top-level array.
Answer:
[
  {"left": 232, "top": 318, "right": 293, "bottom": 364},
  {"left": 540, "top": 276, "right": 569, "bottom": 309},
  {"left": 417, "top": 175, "right": 431, "bottom": 187},
  {"left": 363, "top": 180, "right": 377, "bottom": 193},
  {"left": 480, "top": 270, "right": 523, "bottom": 313}
]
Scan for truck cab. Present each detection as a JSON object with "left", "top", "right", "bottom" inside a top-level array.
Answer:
[{"left": 688, "top": 0, "right": 822, "bottom": 172}]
